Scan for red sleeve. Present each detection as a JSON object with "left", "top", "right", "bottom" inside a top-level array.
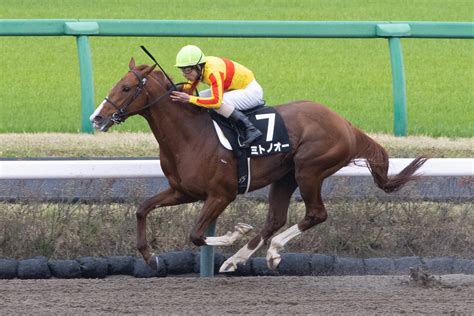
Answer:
[{"left": 188, "top": 72, "right": 224, "bottom": 109}]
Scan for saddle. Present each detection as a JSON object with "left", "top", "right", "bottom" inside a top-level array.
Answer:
[{"left": 210, "top": 106, "right": 292, "bottom": 194}]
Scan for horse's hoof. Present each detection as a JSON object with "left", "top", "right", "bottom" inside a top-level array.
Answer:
[
  {"left": 267, "top": 254, "right": 281, "bottom": 270},
  {"left": 147, "top": 254, "right": 160, "bottom": 271},
  {"left": 191, "top": 235, "right": 207, "bottom": 246},
  {"left": 236, "top": 223, "right": 254, "bottom": 235},
  {"left": 219, "top": 261, "right": 237, "bottom": 273}
]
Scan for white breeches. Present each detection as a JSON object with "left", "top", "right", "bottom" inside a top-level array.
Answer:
[{"left": 199, "top": 79, "right": 264, "bottom": 118}]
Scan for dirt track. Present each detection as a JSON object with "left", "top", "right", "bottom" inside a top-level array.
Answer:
[{"left": 1, "top": 275, "right": 473, "bottom": 314}]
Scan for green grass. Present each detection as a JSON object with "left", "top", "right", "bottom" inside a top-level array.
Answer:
[{"left": 0, "top": 0, "right": 473, "bottom": 137}]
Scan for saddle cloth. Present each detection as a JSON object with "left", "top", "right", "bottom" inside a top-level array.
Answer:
[{"left": 210, "top": 106, "right": 292, "bottom": 194}]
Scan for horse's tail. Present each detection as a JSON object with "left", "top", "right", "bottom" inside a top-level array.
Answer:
[{"left": 353, "top": 128, "right": 428, "bottom": 193}]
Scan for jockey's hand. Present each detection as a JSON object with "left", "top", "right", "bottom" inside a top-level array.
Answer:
[{"left": 170, "top": 91, "right": 190, "bottom": 103}]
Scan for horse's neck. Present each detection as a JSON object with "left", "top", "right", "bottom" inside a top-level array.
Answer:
[{"left": 143, "top": 98, "right": 210, "bottom": 156}]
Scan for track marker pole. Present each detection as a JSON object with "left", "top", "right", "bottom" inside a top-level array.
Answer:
[{"left": 200, "top": 220, "right": 216, "bottom": 277}]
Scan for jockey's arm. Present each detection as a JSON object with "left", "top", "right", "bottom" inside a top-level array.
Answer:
[{"left": 188, "top": 72, "right": 223, "bottom": 109}]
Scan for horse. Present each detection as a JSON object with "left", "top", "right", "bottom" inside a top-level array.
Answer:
[{"left": 90, "top": 58, "right": 427, "bottom": 272}]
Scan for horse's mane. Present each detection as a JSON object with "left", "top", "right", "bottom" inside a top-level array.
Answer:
[{"left": 153, "top": 70, "right": 174, "bottom": 90}]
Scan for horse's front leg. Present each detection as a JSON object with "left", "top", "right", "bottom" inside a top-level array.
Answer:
[
  {"left": 136, "top": 188, "right": 196, "bottom": 268},
  {"left": 189, "top": 195, "right": 234, "bottom": 246},
  {"left": 204, "top": 223, "right": 254, "bottom": 246}
]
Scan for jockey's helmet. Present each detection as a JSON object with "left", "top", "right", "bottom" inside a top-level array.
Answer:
[{"left": 175, "top": 45, "right": 206, "bottom": 68}]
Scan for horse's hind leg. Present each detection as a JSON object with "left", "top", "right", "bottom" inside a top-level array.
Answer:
[
  {"left": 266, "top": 178, "right": 325, "bottom": 269},
  {"left": 266, "top": 144, "right": 351, "bottom": 269},
  {"left": 220, "top": 171, "right": 297, "bottom": 273}
]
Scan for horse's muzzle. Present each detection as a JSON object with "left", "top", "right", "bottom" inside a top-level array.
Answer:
[{"left": 91, "top": 115, "right": 113, "bottom": 132}]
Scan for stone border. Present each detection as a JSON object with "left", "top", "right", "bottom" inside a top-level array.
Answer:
[{"left": 1, "top": 252, "right": 473, "bottom": 279}]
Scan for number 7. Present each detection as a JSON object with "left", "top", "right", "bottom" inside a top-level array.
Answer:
[{"left": 255, "top": 113, "right": 275, "bottom": 142}]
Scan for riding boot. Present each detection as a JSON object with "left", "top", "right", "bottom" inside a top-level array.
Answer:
[{"left": 229, "top": 109, "right": 263, "bottom": 148}]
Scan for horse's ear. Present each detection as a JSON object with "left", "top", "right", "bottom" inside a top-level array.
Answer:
[
  {"left": 129, "top": 58, "right": 136, "bottom": 70},
  {"left": 142, "top": 64, "right": 157, "bottom": 77}
]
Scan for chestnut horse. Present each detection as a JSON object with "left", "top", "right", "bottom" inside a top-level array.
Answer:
[{"left": 91, "top": 59, "right": 427, "bottom": 272}]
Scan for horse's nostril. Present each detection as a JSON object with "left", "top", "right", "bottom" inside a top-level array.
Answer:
[{"left": 94, "top": 115, "right": 103, "bottom": 123}]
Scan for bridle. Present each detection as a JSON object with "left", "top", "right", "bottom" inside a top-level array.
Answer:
[
  {"left": 104, "top": 70, "right": 184, "bottom": 124},
  {"left": 102, "top": 46, "right": 200, "bottom": 124}
]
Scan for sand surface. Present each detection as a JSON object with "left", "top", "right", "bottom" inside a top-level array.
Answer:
[{"left": 1, "top": 275, "right": 473, "bottom": 314}]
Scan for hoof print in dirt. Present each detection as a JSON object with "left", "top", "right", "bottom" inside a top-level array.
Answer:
[{"left": 409, "top": 266, "right": 442, "bottom": 288}]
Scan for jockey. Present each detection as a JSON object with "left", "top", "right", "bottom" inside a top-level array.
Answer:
[{"left": 170, "top": 45, "right": 263, "bottom": 148}]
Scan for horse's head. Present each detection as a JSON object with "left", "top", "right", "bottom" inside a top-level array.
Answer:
[{"left": 90, "top": 58, "right": 157, "bottom": 132}]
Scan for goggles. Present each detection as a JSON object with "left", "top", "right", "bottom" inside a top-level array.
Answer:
[{"left": 180, "top": 67, "right": 194, "bottom": 75}]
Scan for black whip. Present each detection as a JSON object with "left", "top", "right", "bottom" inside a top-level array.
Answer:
[{"left": 140, "top": 45, "right": 177, "bottom": 90}]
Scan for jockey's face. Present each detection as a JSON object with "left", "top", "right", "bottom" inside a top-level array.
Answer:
[{"left": 181, "top": 67, "right": 200, "bottom": 81}]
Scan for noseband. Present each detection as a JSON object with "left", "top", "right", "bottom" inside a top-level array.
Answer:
[{"left": 104, "top": 70, "right": 179, "bottom": 124}]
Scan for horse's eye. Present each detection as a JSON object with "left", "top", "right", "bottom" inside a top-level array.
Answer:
[{"left": 122, "top": 86, "right": 131, "bottom": 92}]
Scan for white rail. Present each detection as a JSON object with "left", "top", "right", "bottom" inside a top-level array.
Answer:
[{"left": 1, "top": 158, "right": 473, "bottom": 180}]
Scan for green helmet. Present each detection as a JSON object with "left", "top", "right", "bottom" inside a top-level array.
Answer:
[{"left": 175, "top": 45, "right": 206, "bottom": 68}]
